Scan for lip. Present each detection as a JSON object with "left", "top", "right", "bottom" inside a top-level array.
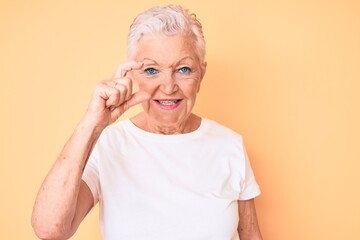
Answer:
[{"left": 153, "top": 99, "right": 183, "bottom": 110}]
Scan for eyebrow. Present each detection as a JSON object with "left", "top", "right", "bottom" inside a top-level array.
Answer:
[
  {"left": 141, "top": 56, "right": 194, "bottom": 66},
  {"left": 177, "top": 56, "right": 194, "bottom": 64},
  {"left": 142, "top": 58, "right": 159, "bottom": 65}
]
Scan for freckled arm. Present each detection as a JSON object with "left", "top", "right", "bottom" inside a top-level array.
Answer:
[
  {"left": 237, "top": 199, "right": 263, "bottom": 240},
  {"left": 31, "top": 122, "right": 102, "bottom": 240}
]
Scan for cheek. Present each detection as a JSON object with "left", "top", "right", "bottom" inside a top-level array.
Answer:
[
  {"left": 138, "top": 80, "right": 153, "bottom": 90},
  {"left": 183, "top": 82, "right": 201, "bottom": 99},
  {"left": 133, "top": 73, "right": 155, "bottom": 92}
]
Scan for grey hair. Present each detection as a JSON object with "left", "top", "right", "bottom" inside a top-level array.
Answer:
[{"left": 127, "top": 5, "right": 206, "bottom": 63}]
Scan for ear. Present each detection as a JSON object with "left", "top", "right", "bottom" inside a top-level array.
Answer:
[{"left": 197, "top": 61, "right": 207, "bottom": 93}]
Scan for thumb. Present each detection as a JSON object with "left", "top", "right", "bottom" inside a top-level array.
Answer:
[
  {"left": 125, "top": 91, "right": 151, "bottom": 110},
  {"left": 110, "top": 91, "right": 150, "bottom": 121}
]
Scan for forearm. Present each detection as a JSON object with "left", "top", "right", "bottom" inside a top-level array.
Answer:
[
  {"left": 238, "top": 220, "right": 263, "bottom": 240},
  {"left": 31, "top": 120, "right": 103, "bottom": 238},
  {"left": 238, "top": 199, "right": 263, "bottom": 240}
]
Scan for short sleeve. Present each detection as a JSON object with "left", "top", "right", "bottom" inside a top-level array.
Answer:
[
  {"left": 82, "top": 153, "right": 101, "bottom": 205},
  {"left": 238, "top": 142, "right": 261, "bottom": 200}
]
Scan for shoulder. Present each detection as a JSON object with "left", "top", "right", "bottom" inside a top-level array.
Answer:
[
  {"left": 199, "top": 118, "right": 246, "bottom": 154},
  {"left": 201, "top": 118, "right": 244, "bottom": 142}
]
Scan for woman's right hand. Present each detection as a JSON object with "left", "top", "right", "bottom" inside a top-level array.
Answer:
[
  {"left": 82, "top": 61, "right": 150, "bottom": 130},
  {"left": 32, "top": 61, "right": 150, "bottom": 240}
]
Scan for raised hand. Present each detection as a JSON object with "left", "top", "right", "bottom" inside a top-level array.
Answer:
[{"left": 83, "top": 61, "right": 150, "bottom": 129}]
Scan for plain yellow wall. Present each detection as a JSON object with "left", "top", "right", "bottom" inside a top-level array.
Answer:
[{"left": 1, "top": 0, "right": 359, "bottom": 239}]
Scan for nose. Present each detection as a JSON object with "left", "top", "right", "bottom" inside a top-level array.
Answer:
[{"left": 160, "top": 72, "right": 179, "bottom": 95}]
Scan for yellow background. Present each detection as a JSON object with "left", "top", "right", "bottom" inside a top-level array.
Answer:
[{"left": 1, "top": 0, "right": 359, "bottom": 239}]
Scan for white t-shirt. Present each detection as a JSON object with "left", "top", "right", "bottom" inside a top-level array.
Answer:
[{"left": 82, "top": 118, "right": 260, "bottom": 240}]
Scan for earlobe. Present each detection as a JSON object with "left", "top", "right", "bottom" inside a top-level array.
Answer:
[{"left": 203, "top": 61, "right": 208, "bottom": 69}]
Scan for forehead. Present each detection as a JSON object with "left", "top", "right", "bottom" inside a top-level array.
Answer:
[{"left": 133, "top": 34, "right": 198, "bottom": 64}]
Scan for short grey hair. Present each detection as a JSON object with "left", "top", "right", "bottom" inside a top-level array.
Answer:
[{"left": 127, "top": 5, "right": 206, "bottom": 63}]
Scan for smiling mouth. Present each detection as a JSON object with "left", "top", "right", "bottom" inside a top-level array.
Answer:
[{"left": 155, "top": 99, "right": 182, "bottom": 106}]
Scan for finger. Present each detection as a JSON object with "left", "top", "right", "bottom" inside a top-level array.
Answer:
[
  {"left": 96, "top": 81, "right": 125, "bottom": 109},
  {"left": 114, "top": 77, "right": 132, "bottom": 101},
  {"left": 125, "top": 91, "right": 151, "bottom": 110},
  {"left": 114, "top": 61, "right": 144, "bottom": 79},
  {"left": 105, "top": 87, "right": 122, "bottom": 109},
  {"left": 103, "top": 78, "right": 130, "bottom": 101},
  {"left": 110, "top": 91, "right": 150, "bottom": 116}
]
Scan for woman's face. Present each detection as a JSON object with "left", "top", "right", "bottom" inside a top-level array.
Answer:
[{"left": 131, "top": 34, "right": 206, "bottom": 128}]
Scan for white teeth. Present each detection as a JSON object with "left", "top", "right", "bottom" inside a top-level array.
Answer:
[{"left": 158, "top": 100, "right": 178, "bottom": 105}]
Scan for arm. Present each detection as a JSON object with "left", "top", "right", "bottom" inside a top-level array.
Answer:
[
  {"left": 237, "top": 199, "right": 263, "bottom": 240},
  {"left": 31, "top": 62, "right": 149, "bottom": 240},
  {"left": 31, "top": 122, "right": 102, "bottom": 240}
]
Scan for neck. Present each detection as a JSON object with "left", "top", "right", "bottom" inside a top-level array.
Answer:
[{"left": 131, "top": 113, "right": 201, "bottom": 135}]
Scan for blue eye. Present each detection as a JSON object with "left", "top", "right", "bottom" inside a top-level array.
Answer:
[
  {"left": 178, "top": 67, "right": 191, "bottom": 74},
  {"left": 145, "top": 67, "right": 159, "bottom": 75}
]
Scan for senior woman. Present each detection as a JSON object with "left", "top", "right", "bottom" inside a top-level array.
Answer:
[{"left": 32, "top": 5, "right": 262, "bottom": 240}]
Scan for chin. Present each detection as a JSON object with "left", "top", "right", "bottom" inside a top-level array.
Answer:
[{"left": 153, "top": 114, "right": 186, "bottom": 125}]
